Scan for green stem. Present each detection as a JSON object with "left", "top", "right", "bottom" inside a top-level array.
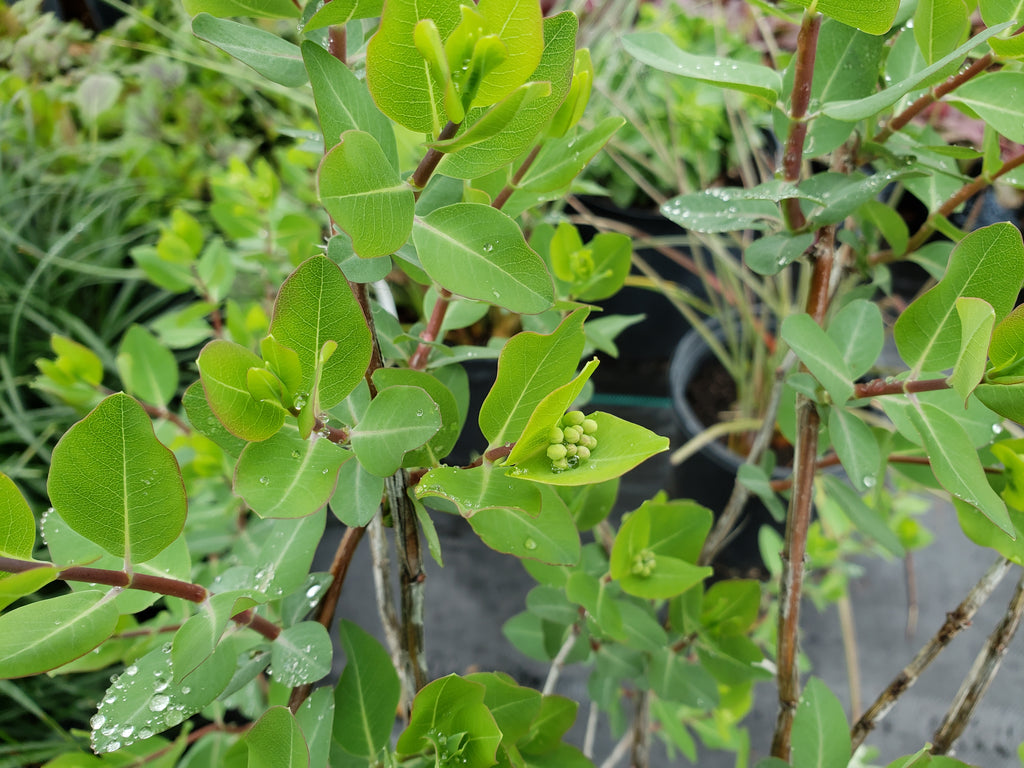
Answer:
[{"left": 0, "top": 557, "right": 280, "bottom": 641}]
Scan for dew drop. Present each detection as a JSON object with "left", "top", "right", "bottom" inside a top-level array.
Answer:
[
  {"left": 482, "top": 243, "right": 494, "bottom": 253},
  {"left": 181, "top": 686, "right": 191, "bottom": 695},
  {"left": 863, "top": 475, "right": 877, "bottom": 488},
  {"left": 107, "top": 741, "right": 121, "bottom": 752},
  {"left": 524, "top": 538, "right": 538, "bottom": 551},
  {"left": 125, "top": 665, "right": 138, "bottom": 676},
  {"left": 138, "top": 727, "right": 154, "bottom": 740},
  {"left": 90, "top": 714, "right": 106, "bottom": 730},
  {"left": 148, "top": 695, "right": 170, "bottom": 712},
  {"left": 121, "top": 726, "right": 134, "bottom": 739},
  {"left": 259, "top": 476, "right": 270, "bottom": 485},
  {"left": 291, "top": 450, "right": 301, "bottom": 459},
  {"left": 993, "top": 424, "right": 1005, "bottom": 435},
  {"left": 164, "top": 710, "right": 184, "bottom": 727}
]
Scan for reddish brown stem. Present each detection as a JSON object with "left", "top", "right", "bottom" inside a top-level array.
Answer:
[
  {"left": 328, "top": 25, "right": 346, "bottom": 64},
  {"left": 853, "top": 376, "right": 950, "bottom": 399},
  {"left": 806, "top": 226, "right": 835, "bottom": 324},
  {"left": 409, "top": 288, "right": 452, "bottom": 371},
  {"left": 906, "top": 148, "right": 1024, "bottom": 253},
  {"left": 874, "top": 54, "right": 993, "bottom": 145},
  {"left": 349, "top": 280, "right": 383, "bottom": 397},
  {"left": 780, "top": 12, "right": 821, "bottom": 231},
  {"left": 493, "top": 144, "right": 542, "bottom": 210},
  {"left": 410, "top": 122, "right": 460, "bottom": 197},
  {"left": 0, "top": 557, "right": 280, "bottom": 641}
]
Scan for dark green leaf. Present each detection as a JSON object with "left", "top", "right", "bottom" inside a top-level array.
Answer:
[
  {"left": 333, "top": 620, "right": 400, "bottom": 760},
  {"left": 192, "top": 14, "right": 307, "bottom": 87}
]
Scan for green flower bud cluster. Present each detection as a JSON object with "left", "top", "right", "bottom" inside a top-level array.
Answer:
[
  {"left": 630, "top": 549, "right": 656, "bottom": 578},
  {"left": 546, "top": 410, "right": 598, "bottom": 472}
]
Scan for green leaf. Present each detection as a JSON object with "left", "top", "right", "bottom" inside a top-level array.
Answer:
[
  {"left": 350, "top": 386, "right": 442, "bottom": 476},
  {"left": 558, "top": 477, "right": 619, "bottom": 531},
  {"left": 781, "top": 314, "right": 855, "bottom": 405},
  {"left": 172, "top": 592, "right": 248, "bottom": 682},
  {"left": 909, "top": 402, "right": 1012, "bottom": 534},
  {"left": 465, "top": 672, "right": 543, "bottom": 746},
  {"left": 192, "top": 15, "right": 307, "bottom": 87},
  {"left": 480, "top": 308, "right": 587, "bottom": 448},
  {"left": 296, "top": 687, "right": 334, "bottom": 768},
  {"left": 806, "top": 170, "right": 923, "bottom": 226},
  {"left": 333, "top": 620, "right": 400, "bottom": 760},
  {"left": 648, "top": 648, "right": 719, "bottom": 709},
  {"left": 198, "top": 341, "right": 286, "bottom": 441},
  {"left": 467, "top": 480, "right": 580, "bottom": 564},
  {"left": 302, "top": 0, "right": 356, "bottom": 31},
  {"left": 271, "top": 621, "right": 332, "bottom": 687},
  {"left": 700, "top": 580, "right": 762, "bottom": 636},
  {"left": 915, "top": 0, "right": 969, "bottom": 64},
  {"left": 895, "top": 223, "right": 1024, "bottom": 372},
  {"left": 330, "top": 460, "right": 385, "bottom": 527},
  {"left": 417, "top": 463, "right": 540, "bottom": 514},
  {"left": 661, "top": 191, "right": 779, "bottom": 234},
  {"left": 365, "top": 0, "right": 462, "bottom": 133},
  {"left": 0, "top": 568, "right": 56, "bottom": 611},
  {"left": 0, "top": 591, "right": 118, "bottom": 678},
  {"left": 182, "top": 380, "right": 248, "bottom": 456},
  {"left": 949, "top": 297, "right": 995, "bottom": 403},
  {"left": 622, "top": 32, "right": 781, "bottom": 101},
  {"left": 609, "top": 500, "right": 713, "bottom": 599},
  {"left": 397, "top": 675, "right": 502, "bottom": 768},
  {"left": 790, "top": 678, "right": 851, "bottom": 768},
  {"left": 0, "top": 474, "right": 35, "bottom": 570},
  {"left": 472, "top": 0, "right": 543, "bottom": 107},
  {"left": 245, "top": 707, "right": 310, "bottom": 768},
  {"left": 519, "top": 694, "right": 577, "bottom": 754},
  {"left": 269, "top": 255, "right": 373, "bottom": 410},
  {"left": 373, "top": 368, "right": 461, "bottom": 466},
  {"left": 822, "top": 475, "right": 905, "bottom": 557},
  {"left": 827, "top": 299, "right": 884, "bottom": 378},
  {"left": 745, "top": 233, "right": 814, "bottom": 275},
  {"left": 48, "top": 393, "right": 186, "bottom": 563},
  {"left": 318, "top": 131, "right": 414, "bottom": 258},
  {"left": 565, "top": 571, "right": 624, "bottom": 640},
  {"left": 235, "top": 430, "right": 351, "bottom": 518},
  {"left": 254, "top": 508, "right": 328, "bottom": 598},
  {"left": 302, "top": 41, "right": 399, "bottom": 169},
  {"left": 413, "top": 203, "right": 554, "bottom": 315},
  {"left": 988, "top": 305, "right": 1024, "bottom": 380},
  {"left": 439, "top": 12, "right": 578, "bottom": 179},
  {"left": 431, "top": 81, "right": 551, "bottom": 152},
  {"left": 981, "top": 0, "right": 1024, "bottom": 24},
  {"left": 116, "top": 325, "right": 179, "bottom": 409},
  {"left": 182, "top": 0, "right": 299, "bottom": 18},
  {"left": 495, "top": 117, "right": 624, "bottom": 217},
  {"left": 91, "top": 641, "right": 235, "bottom": 753},
  {"left": 511, "top": 411, "right": 669, "bottom": 486},
  {"left": 616, "top": 600, "right": 669, "bottom": 651},
  {"left": 976, "top": 381, "right": 1024, "bottom": 423},
  {"left": 949, "top": 72, "right": 1024, "bottom": 144},
  {"left": 828, "top": 407, "right": 882, "bottom": 492},
  {"left": 824, "top": 23, "right": 1015, "bottom": 120}
]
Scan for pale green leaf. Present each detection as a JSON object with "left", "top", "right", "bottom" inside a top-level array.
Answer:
[
  {"left": 950, "top": 297, "right": 996, "bottom": 403},
  {"left": 254, "top": 508, "right": 327, "bottom": 598},
  {"left": 0, "top": 474, "right": 35, "bottom": 567},
  {"left": 373, "top": 368, "right": 461, "bottom": 466},
  {"left": 0, "top": 591, "right": 118, "bottom": 679},
  {"left": 648, "top": 649, "right": 719, "bottom": 708},
  {"left": 622, "top": 32, "right": 781, "bottom": 101},
  {"left": 431, "top": 81, "right": 551, "bottom": 152},
  {"left": 895, "top": 223, "right": 1024, "bottom": 372},
  {"left": 197, "top": 341, "right": 286, "bottom": 442},
  {"left": 192, "top": 14, "right": 307, "bottom": 87},
  {"left": 48, "top": 393, "right": 186, "bottom": 563},
  {"left": 235, "top": 430, "right": 351, "bottom": 518},
  {"left": 661, "top": 191, "right": 779, "bottom": 234},
  {"left": 271, "top": 621, "right": 332, "bottom": 686},
  {"left": 0, "top": 568, "right": 57, "bottom": 612},
  {"left": 980, "top": 0, "right": 1024, "bottom": 25},
  {"left": 318, "top": 131, "right": 414, "bottom": 258},
  {"left": 296, "top": 687, "right": 334, "bottom": 768},
  {"left": 949, "top": 72, "right": 1024, "bottom": 144},
  {"left": 349, "top": 386, "right": 442, "bottom": 476},
  {"left": 822, "top": 475, "right": 905, "bottom": 557},
  {"left": 333, "top": 620, "right": 401, "bottom": 759},
  {"left": 302, "top": 41, "right": 398, "bottom": 169},
  {"left": 827, "top": 408, "right": 881, "bottom": 492},
  {"left": 268, "top": 255, "right": 373, "bottom": 409},
  {"left": 245, "top": 707, "right": 309, "bottom": 768},
  {"left": 439, "top": 12, "right": 578, "bottom": 179},
  {"left": 182, "top": 380, "right": 248, "bottom": 456},
  {"left": 397, "top": 675, "right": 502, "bottom": 767},
  {"left": 790, "top": 678, "right": 851, "bottom": 768},
  {"left": 329, "top": 460, "right": 385, "bottom": 527},
  {"left": 467, "top": 484, "right": 581, "bottom": 564},
  {"left": 781, "top": 314, "right": 855, "bottom": 405},
  {"left": 413, "top": 203, "right": 554, "bottom": 314},
  {"left": 824, "top": 23, "right": 1014, "bottom": 120},
  {"left": 909, "top": 402, "right": 1012, "bottom": 534},
  {"left": 827, "top": 299, "right": 884, "bottom": 378},
  {"left": 480, "top": 308, "right": 587, "bottom": 448},
  {"left": 745, "top": 232, "right": 814, "bottom": 275},
  {"left": 915, "top": 0, "right": 969, "bottom": 64},
  {"left": 116, "top": 325, "right": 178, "bottom": 409},
  {"left": 471, "top": 0, "right": 543, "bottom": 107}
]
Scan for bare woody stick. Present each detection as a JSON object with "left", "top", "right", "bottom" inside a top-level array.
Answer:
[{"left": 850, "top": 556, "right": 1013, "bottom": 750}]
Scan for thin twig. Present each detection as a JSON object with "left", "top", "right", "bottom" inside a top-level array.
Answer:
[
  {"left": 851, "top": 556, "right": 1013, "bottom": 749},
  {"left": 542, "top": 625, "right": 579, "bottom": 695},
  {"left": 410, "top": 122, "right": 460, "bottom": 196},
  {"left": 409, "top": 288, "right": 452, "bottom": 371},
  {"left": 906, "top": 551, "right": 918, "bottom": 639},
  {"left": 0, "top": 557, "right": 280, "bottom": 641},
  {"left": 931, "top": 570, "right": 1024, "bottom": 755},
  {"left": 367, "top": 512, "right": 410, "bottom": 711},
  {"left": 838, "top": 594, "right": 862, "bottom": 721},
  {"left": 780, "top": 11, "right": 821, "bottom": 231},
  {"left": 597, "top": 731, "right": 634, "bottom": 768},
  {"left": 493, "top": 144, "right": 542, "bottom": 210},
  {"left": 386, "top": 470, "right": 428, "bottom": 694},
  {"left": 583, "top": 702, "right": 599, "bottom": 759},
  {"left": 629, "top": 690, "right": 650, "bottom": 768}
]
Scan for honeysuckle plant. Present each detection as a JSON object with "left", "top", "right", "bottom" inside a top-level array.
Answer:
[{"left": 599, "top": 0, "right": 1024, "bottom": 764}]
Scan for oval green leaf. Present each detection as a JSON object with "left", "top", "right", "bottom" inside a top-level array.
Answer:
[
  {"left": 48, "top": 393, "right": 187, "bottom": 563},
  {"left": 197, "top": 340, "right": 286, "bottom": 442},
  {"left": 350, "top": 385, "right": 442, "bottom": 476},
  {"left": 334, "top": 619, "right": 401, "bottom": 760},
  {"left": 245, "top": 706, "right": 310, "bottom": 768},
  {"left": 192, "top": 14, "right": 307, "bottom": 87},
  {"left": 413, "top": 203, "right": 554, "bottom": 314},
  {"left": 116, "top": 325, "right": 178, "bottom": 409}
]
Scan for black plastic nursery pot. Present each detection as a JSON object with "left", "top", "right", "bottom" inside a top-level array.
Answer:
[{"left": 668, "top": 321, "right": 786, "bottom": 578}]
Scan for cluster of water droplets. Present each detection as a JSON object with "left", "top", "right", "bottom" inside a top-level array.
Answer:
[{"left": 89, "top": 647, "right": 194, "bottom": 754}]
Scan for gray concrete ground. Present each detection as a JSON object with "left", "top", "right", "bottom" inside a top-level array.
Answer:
[{"left": 318, "top": 404, "right": 1024, "bottom": 768}]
